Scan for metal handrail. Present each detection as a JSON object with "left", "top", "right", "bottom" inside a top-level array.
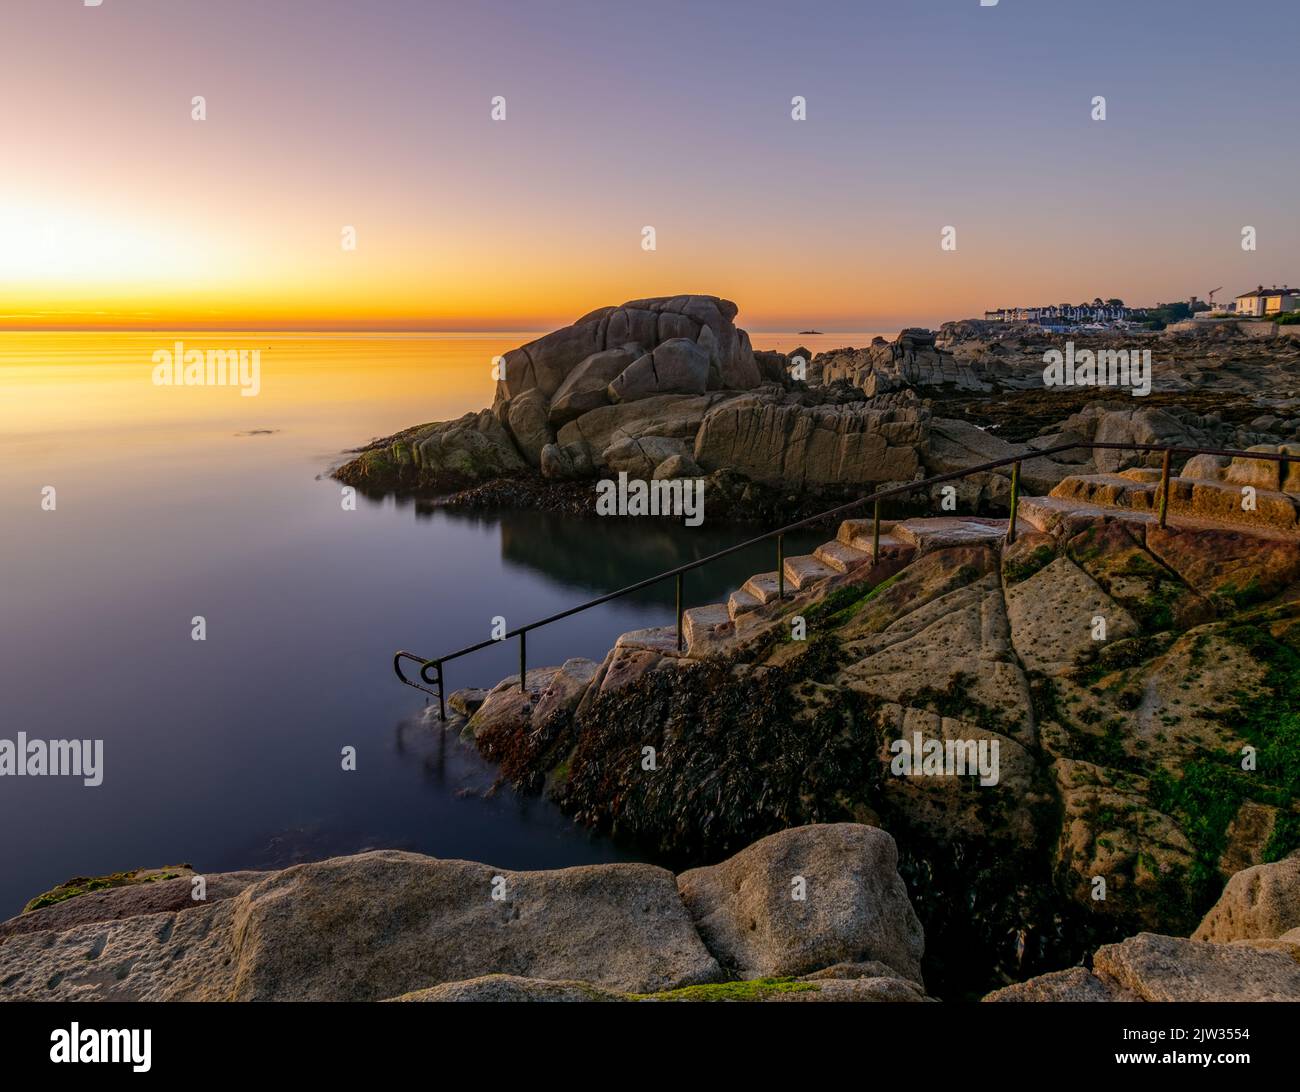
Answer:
[{"left": 398, "top": 441, "right": 1292, "bottom": 715}]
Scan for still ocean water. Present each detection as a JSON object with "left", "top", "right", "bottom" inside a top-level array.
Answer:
[{"left": 0, "top": 330, "right": 884, "bottom": 915}]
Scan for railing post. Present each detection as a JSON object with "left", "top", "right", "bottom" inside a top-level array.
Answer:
[
  {"left": 1158, "top": 449, "right": 1171, "bottom": 528},
  {"left": 1006, "top": 461, "right": 1021, "bottom": 545},
  {"left": 675, "top": 571, "right": 684, "bottom": 651},
  {"left": 872, "top": 498, "right": 881, "bottom": 564},
  {"left": 777, "top": 533, "right": 785, "bottom": 599},
  {"left": 519, "top": 630, "right": 526, "bottom": 692},
  {"left": 436, "top": 662, "right": 445, "bottom": 721}
]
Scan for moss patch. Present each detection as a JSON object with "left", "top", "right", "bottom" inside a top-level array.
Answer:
[
  {"left": 635, "top": 977, "right": 819, "bottom": 1002},
  {"left": 24, "top": 866, "right": 190, "bottom": 914}
]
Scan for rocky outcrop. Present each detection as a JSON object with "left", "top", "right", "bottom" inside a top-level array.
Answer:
[
  {"left": 987, "top": 853, "right": 1300, "bottom": 1002},
  {"left": 338, "top": 311, "right": 1300, "bottom": 512},
  {"left": 0, "top": 825, "right": 932, "bottom": 1003},
  {"left": 336, "top": 295, "right": 775, "bottom": 493},
  {"left": 336, "top": 409, "right": 528, "bottom": 492},
  {"left": 985, "top": 932, "right": 1300, "bottom": 1002},
  {"left": 443, "top": 496, "right": 1300, "bottom": 995},
  {"left": 676, "top": 824, "right": 924, "bottom": 983},
  {"left": 548, "top": 346, "right": 641, "bottom": 426},
  {"left": 1193, "top": 855, "right": 1300, "bottom": 943},
  {"left": 608, "top": 338, "right": 711, "bottom": 402},
  {"left": 925, "top": 417, "right": 1074, "bottom": 502},
  {"left": 0, "top": 867, "right": 267, "bottom": 942},
  {"left": 693, "top": 389, "right": 928, "bottom": 488}
]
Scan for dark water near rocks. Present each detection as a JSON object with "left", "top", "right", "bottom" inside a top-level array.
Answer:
[{"left": 0, "top": 332, "right": 856, "bottom": 916}]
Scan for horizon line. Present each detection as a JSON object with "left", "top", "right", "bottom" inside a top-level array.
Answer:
[{"left": 0, "top": 322, "right": 930, "bottom": 335}]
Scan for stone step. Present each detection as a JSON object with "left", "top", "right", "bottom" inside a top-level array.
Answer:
[
  {"left": 814, "top": 540, "right": 873, "bottom": 573},
  {"left": 783, "top": 554, "right": 838, "bottom": 591},
  {"left": 742, "top": 571, "right": 782, "bottom": 605},
  {"left": 615, "top": 625, "right": 682, "bottom": 654},
  {"left": 843, "top": 531, "right": 907, "bottom": 557},
  {"left": 727, "top": 587, "right": 762, "bottom": 621},
  {"left": 1052, "top": 472, "right": 1300, "bottom": 533},
  {"left": 1018, "top": 494, "right": 1149, "bottom": 534},
  {"left": 891, "top": 516, "right": 1033, "bottom": 551},
  {"left": 837, "top": 517, "right": 898, "bottom": 547},
  {"left": 893, "top": 516, "right": 1009, "bottom": 548},
  {"left": 683, "top": 604, "right": 732, "bottom": 656}
]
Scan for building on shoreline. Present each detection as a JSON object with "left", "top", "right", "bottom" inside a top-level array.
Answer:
[
  {"left": 1233, "top": 285, "right": 1300, "bottom": 318},
  {"left": 982, "top": 301, "right": 1140, "bottom": 330}
]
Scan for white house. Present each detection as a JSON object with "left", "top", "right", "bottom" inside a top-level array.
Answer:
[{"left": 1234, "top": 285, "right": 1300, "bottom": 318}]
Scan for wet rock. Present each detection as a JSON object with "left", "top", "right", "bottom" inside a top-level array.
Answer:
[{"left": 447, "top": 687, "right": 489, "bottom": 717}]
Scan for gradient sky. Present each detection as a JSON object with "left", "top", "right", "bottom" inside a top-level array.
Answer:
[{"left": 2, "top": 0, "right": 1296, "bottom": 331}]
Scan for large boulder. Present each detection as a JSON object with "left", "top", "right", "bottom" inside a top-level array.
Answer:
[
  {"left": 608, "top": 338, "right": 711, "bottom": 402},
  {"left": 693, "top": 391, "right": 927, "bottom": 488},
  {"left": 926, "top": 417, "right": 1073, "bottom": 495},
  {"left": 601, "top": 436, "right": 692, "bottom": 479},
  {"left": 539, "top": 440, "right": 594, "bottom": 480},
  {"left": 504, "top": 388, "right": 553, "bottom": 467},
  {"left": 547, "top": 346, "right": 642, "bottom": 427},
  {"left": 0, "top": 851, "right": 722, "bottom": 1001},
  {"left": 414, "top": 409, "right": 528, "bottom": 481},
  {"left": 1193, "top": 855, "right": 1300, "bottom": 943},
  {"left": 676, "top": 824, "right": 925, "bottom": 984},
  {"left": 985, "top": 932, "right": 1300, "bottom": 1002},
  {"left": 496, "top": 294, "right": 760, "bottom": 404},
  {"left": 557, "top": 394, "right": 725, "bottom": 472}
]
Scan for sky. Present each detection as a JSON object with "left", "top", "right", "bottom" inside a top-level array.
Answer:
[{"left": 1, "top": 0, "right": 1296, "bottom": 331}]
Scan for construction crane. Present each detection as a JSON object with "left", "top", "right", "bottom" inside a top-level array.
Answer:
[{"left": 1207, "top": 286, "right": 1223, "bottom": 307}]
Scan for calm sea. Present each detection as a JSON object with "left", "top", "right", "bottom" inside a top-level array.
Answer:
[{"left": 0, "top": 330, "right": 887, "bottom": 915}]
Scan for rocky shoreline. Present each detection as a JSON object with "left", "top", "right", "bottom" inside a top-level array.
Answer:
[
  {"left": 21, "top": 298, "right": 1292, "bottom": 1002},
  {"left": 435, "top": 445, "right": 1300, "bottom": 996},
  {"left": 335, "top": 295, "right": 1300, "bottom": 524},
  {"left": 319, "top": 296, "right": 1300, "bottom": 999},
  {"left": 3, "top": 824, "right": 1296, "bottom": 1001}
]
